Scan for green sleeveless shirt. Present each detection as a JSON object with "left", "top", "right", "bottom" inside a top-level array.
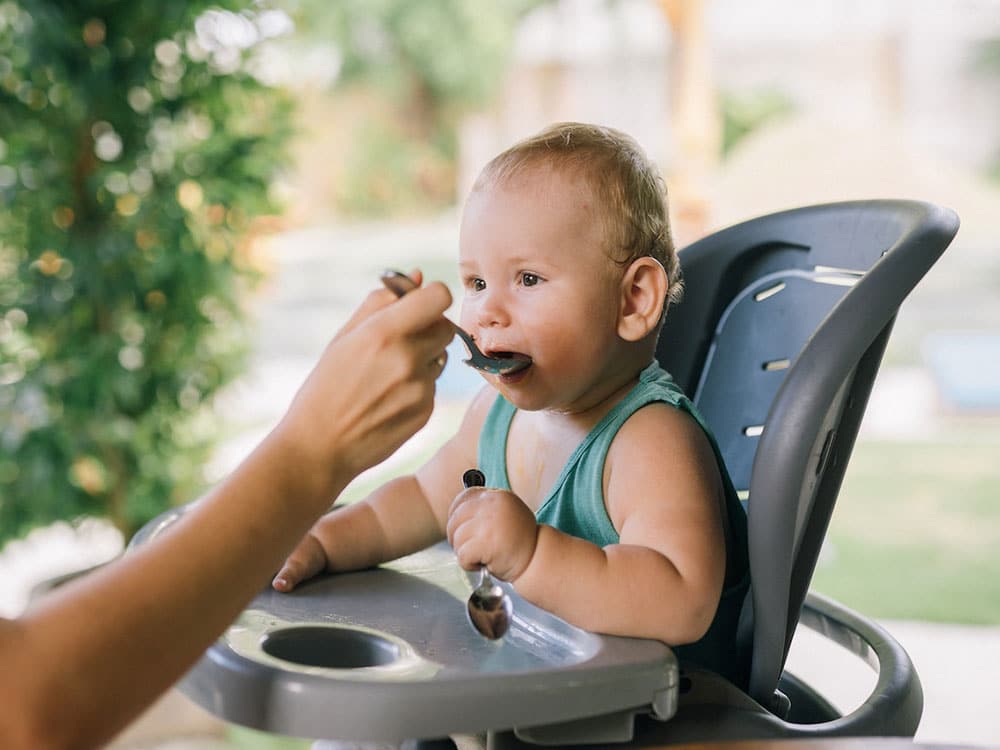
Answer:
[{"left": 477, "top": 361, "right": 750, "bottom": 687}]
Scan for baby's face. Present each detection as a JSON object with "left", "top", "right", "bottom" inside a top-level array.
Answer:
[{"left": 458, "top": 165, "right": 626, "bottom": 414}]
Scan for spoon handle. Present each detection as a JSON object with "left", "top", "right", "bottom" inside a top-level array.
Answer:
[
  {"left": 461, "top": 469, "right": 494, "bottom": 585},
  {"left": 462, "top": 468, "right": 486, "bottom": 489},
  {"left": 380, "top": 268, "right": 419, "bottom": 298},
  {"left": 459, "top": 468, "right": 513, "bottom": 639}
]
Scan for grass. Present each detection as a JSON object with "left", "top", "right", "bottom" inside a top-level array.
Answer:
[
  {"left": 811, "top": 424, "right": 1000, "bottom": 624},
  {"left": 225, "top": 726, "right": 309, "bottom": 749}
]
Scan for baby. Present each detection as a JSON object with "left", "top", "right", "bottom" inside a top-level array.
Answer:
[{"left": 274, "top": 122, "right": 750, "bottom": 685}]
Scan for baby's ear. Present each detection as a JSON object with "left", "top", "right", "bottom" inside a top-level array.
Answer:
[{"left": 618, "top": 257, "right": 668, "bottom": 342}]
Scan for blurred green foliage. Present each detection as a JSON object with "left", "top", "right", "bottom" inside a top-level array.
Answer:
[
  {"left": 973, "top": 37, "right": 1000, "bottom": 181},
  {"left": 286, "top": 0, "right": 543, "bottom": 215},
  {"left": 0, "top": 1, "right": 293, "bottom": 543},
  {"left": 720, "top": 88, "right": 795, "bottom": 157}
]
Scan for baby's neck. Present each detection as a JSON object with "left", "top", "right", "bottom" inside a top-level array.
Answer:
[{"left": 544, "top": 356, "right": 653, "bottom": 430}]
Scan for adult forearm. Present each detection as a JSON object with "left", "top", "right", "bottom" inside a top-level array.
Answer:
[
  {"left": 0, "top": 280, "right": 455, "bottom": 749},
  {"left": 7, "top": 429, "right": 350, "bottom": 750}
]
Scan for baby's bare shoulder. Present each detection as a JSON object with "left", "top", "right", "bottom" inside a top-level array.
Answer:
[
  {"left": 610, "top": 401, "right": 710, "bottom": 460},
  {"left": 605, "top": 402, "right": 722, "bottom": 520}
]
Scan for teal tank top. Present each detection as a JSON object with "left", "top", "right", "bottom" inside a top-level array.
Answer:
[{"left": 477, "top": 361, "right": 751, "bottom": 687}]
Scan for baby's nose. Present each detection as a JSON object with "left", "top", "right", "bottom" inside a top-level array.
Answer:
[{"left": 476, "top": 289, "right": 511, "bottom": 328}]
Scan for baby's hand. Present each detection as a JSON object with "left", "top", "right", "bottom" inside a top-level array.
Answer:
[
  {"left": 272, "top": 532, "right": 327, "bottom": 592},
  {"left": 446, "top": 487, "right": 538, "bottom": 582}
]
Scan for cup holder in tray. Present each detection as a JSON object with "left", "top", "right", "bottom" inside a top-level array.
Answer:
[{"left": 261, "top": 626, "right": 401, "bottom": 669}]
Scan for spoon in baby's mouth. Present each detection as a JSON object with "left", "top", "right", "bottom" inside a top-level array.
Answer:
[{"left": 380, "top": 269, "right": 531, "bottom": 375}]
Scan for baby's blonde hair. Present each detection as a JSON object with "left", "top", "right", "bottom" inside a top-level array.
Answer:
[{"left": 472, "top": 122, "right": 683, "bottom": 313}]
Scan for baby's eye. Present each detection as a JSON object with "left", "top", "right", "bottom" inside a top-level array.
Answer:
[
  {"left": 469, "top": 277, "right": 486, "bottom": 292},
  {"left": 520, "top": 272, "right": 541, "bottom": 287}
]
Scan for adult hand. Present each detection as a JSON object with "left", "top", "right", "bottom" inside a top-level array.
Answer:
[
  {"left": 0, "top": 273, "right": 455, "bottom": 750},
  {"left": 275, "top": 276, "right": 453, "bottom": 497},
  {"left": 447, "top": 488, "right": 539, "bottom": 582}
]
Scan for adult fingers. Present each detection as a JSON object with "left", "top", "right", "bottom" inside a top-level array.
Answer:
[
  {"left": 430, "top": 349, "right": 448, "bottom": 378},
  {"left": 351, "top": 282, "right": 453, "bottom": 380},
  {"left": 377, "top": 281, "right": 453, "bottom": 336},
  {"left": 274, "top": 278, "right": 452, "bottom": 484},
  {"left": 334, "top": 288, "right": 399, "bottom": 341},
  {"left": 332, "top": 270, "right": 431, "bottom": 339}
]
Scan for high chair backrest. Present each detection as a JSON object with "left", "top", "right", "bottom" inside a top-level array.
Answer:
[{"left": 655, "top": 200, "right": 959, "bottom": 713}]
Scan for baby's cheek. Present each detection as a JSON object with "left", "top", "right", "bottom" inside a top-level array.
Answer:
[{"left": 457, "top": 300, "right": 476, "bottom": 331}]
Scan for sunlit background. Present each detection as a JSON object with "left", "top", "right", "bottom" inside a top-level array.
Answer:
[{"left": 1, "top": 1, "right": 999, "bottom": 748}]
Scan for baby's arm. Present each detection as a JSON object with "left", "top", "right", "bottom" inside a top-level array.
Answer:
[
  {"left": 272, "top": 475, "right": 441, "bottom": 590},
  {"left": 274, "top": 386, "right": 498, "bottom": 591},
  {"left": 460, "top": 404, "right": 727, "bottom": 645}
]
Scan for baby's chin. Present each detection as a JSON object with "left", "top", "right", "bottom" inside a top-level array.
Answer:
[{"left": 493, "top": 374, "right": 564, "bottom": 414}]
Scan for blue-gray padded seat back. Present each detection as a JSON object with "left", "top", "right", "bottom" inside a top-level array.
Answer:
[
  {"left": 693, "top": 269, "right": 857, "bottom": 496},
  {"left": 656, "top": 200, "right": 959, "bottom": 715}
]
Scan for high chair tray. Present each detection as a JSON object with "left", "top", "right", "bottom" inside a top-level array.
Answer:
[{"left": 135, "top": 509, "right": 677, "bottom": 743}]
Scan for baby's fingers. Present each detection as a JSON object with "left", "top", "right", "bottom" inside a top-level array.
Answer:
[
  {"left": 448, "top": 511, "right": 486, "bottom": 571},
  {"left": 452, "top": 538, "right": 485, "bottom": 572},
  {"left": 446, "top": 508, "right": 471, "bottom": 550},
  {"left": 272, "top": 533, "right": 327, "bottom": 592},
  {"left": 446, "top": 490, "right": 482, "bottom": 546},
  {"left": 448, "top": 486, "right": 486, "bottom": 520}
]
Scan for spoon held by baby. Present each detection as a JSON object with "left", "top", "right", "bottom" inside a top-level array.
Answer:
[{"left": 460, "top": 468, "right": 513, "bottom": 640}]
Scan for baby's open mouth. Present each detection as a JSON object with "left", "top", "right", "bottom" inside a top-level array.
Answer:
[{"left": 488, "top": 350, "right": 532, "bottom": 374}]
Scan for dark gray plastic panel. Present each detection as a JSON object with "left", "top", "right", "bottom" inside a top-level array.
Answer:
[{"left": 656, "top": 199, "right": 958, "bottom": 732}]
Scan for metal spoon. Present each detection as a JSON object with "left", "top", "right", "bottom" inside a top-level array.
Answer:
[
  {"left": 461, "top": 468, "right": 513, "bottom": 640},
  {"left": 380, "top": 269, "right": 531, "bottom": 375}
]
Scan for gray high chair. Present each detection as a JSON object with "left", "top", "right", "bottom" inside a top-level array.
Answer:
[
  {"left": 639, "top": 198, "right": 959, "bottom": 744},
  {"left": 131, "top": 199, "right": 958, "bottom": 747}
]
